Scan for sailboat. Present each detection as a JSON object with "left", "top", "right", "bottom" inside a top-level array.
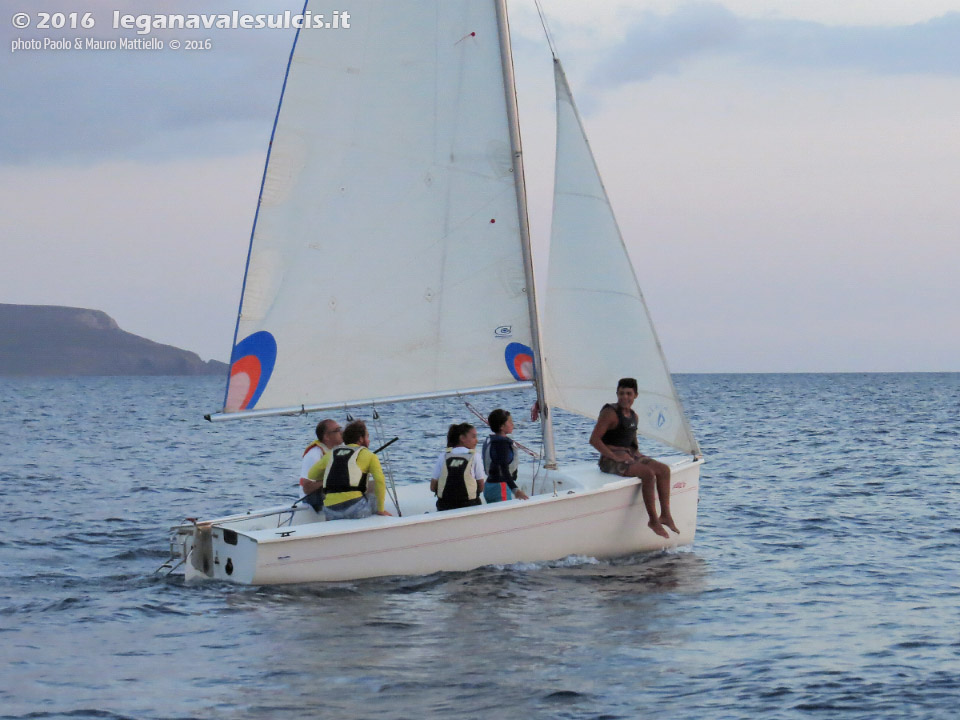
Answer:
[{"left": 170, "top": 0, "right": 703, "bottom": 585}]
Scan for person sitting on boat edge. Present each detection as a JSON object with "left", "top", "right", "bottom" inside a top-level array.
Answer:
[
  {"left": 590, "top": 378, "right": 677, "bottom": 539},
  {"left": 307, "top": 420, "right": 392, "bottom": 520},
  {"left": 481, "top": 409, "right": 529, "bottom": 503},
  {"left": 431, "top": 422, "right": 486, "bottom": 511},
  {"left": 299, "top": 419, "right": 342, "bottom": 501}
]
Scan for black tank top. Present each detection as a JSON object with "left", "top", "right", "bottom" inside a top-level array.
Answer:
[{"left": 600, "top": 403, "right": 638, "bottom": 449}]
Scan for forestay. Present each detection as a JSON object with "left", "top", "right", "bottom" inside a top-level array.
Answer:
[
  {"left": 541, "top": 61, "right": 699, "bottom": 455},
  {"left": 220, "top": 1, "right": 536, "bottom": 417}
]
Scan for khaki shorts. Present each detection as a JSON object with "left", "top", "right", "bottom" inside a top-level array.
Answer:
[{"left": 598, "top": 450, "right": 652, "bottom": 476}]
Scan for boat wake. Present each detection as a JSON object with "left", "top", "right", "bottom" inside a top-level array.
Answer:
[{"left": 493, "top": 554, "right": 601, "bottom": 572}]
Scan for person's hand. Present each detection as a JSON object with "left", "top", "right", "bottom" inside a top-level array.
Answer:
[
  {"left": 515, "top": 489, "right": 529, "bottom": 501},
  {"left": 530, "top": 400, "right": 540, "bottom": 422},
  {"left": 376, "top": 510, "right": 393, "bottom": 516}
]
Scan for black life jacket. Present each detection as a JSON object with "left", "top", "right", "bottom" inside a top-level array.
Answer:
[
  {"left": 482, "top": 434, "right": 518, "bottom": 484},
  {"left": 322, "top": 445, "right": 368, "bottom": 495},
  {"left": 437, "top": 449, "right": 479, "bottom": 503},
  {"left": 600, "top": 403, "right": 639, "bottom": 449}
]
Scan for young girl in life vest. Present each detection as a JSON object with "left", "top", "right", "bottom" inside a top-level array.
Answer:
[
  {"left": 430, "top": 422, "right": 487, "bottom": 511},
  {"left": 481, "top": 409, "right": 530, "bottom": 503}
]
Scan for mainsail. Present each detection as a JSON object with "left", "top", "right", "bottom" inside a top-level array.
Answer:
[
  {"left": 542, "top": 60, "right": 700, "bottom": 455},
  {"left": 218, "top": 1, "right": 538, "bottom": 417}
]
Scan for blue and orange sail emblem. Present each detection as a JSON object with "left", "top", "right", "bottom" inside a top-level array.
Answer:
[
  {"left": 504, "top": 342, "right": 535, "bottom": 381},
  {"left": 225, "top": 331, "right": 277, "bottom": 411}
]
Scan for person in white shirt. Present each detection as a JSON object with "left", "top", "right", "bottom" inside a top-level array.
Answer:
[
  {"left": 299, "top": 419, "right": 342, "bottom": 494},
  {"left": 431, "top": 422, "right": 486, "bottom": 511}
]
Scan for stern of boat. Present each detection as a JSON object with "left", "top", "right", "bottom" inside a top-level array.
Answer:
[
  {"left": 170, "top": 503, "right": 323, "bottom": 584},
  {"left": 170, "top": 522, "right": 252, "bottom": 584}
]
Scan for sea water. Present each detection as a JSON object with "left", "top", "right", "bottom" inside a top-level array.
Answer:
[{"left": 1, "top": 373, "right": 958, "bottom": 719}]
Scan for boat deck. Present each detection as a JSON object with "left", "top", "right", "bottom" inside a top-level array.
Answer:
[{"left": 174, "top": 456, "right": 699, "bottom": 542}]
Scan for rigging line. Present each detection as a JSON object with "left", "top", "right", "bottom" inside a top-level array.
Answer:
[
  {"left": 534, "top": 434, "right": 550, "bottom": 497},
  {"left": 370, "top": 406, "right": 389, "bottom": 504},
  {"left": 462, "top": 399, "right": 538, "bottom": 458},
  {"left": 521, "top": 410, "right": 547, "bottom": 497},
  {"left": 371, "top": 403, "right": 402, "bottom": 517},
  {"left": 534, "top": 0, "right": 558, "bottom": 59},
  {"left": 461, "top": 394, "right": 541, "bottom": 498}
]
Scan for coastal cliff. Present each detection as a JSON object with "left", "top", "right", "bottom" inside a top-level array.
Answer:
[{"left": 0, "top": 304, "right": 228, "bottom": 376}]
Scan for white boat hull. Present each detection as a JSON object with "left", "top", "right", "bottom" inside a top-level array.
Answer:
[{"left": 173, "top": 457, "right": 701, "bottom": 585}]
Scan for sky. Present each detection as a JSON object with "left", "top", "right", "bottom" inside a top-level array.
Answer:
[{"left": 2, "top": 0, "right": 959, "bottom": 372}]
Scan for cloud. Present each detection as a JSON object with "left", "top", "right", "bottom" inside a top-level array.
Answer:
[
  {"left": 6, "top": 1, "right": 960, "bottom": 166},
  {"left": 592, "top": 3, "right": 960, "bottom": 89},
  {"left": 0, "top": 0, "right": 299, "bottom": 166},
  {"left": 596, "top": 3, "right": 742, "bottom": 84}
]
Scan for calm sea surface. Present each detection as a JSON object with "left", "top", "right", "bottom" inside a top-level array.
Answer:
[{"left": 1, "top": 373, "right": 958, "bottom": 719}]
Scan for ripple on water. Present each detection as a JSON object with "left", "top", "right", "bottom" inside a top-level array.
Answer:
[{"left": 1, "top": 374, "right": 959, "bottom": 719}]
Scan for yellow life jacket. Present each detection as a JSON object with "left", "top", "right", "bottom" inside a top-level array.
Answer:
[{"left": 303, "top": 440, "right": 328, "bottom": 458}]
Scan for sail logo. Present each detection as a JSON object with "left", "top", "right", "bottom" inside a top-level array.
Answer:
[
  {"left": 494, "top": 325, "right": 513, "bottom": 338},
  {"left": 225, "top": 331, "right": 277, "bottom": 412},
  {"left": 646, "top": 403, "right": 672, "bottom": 432},
  {"left": 504, "top": 342, "right": 534, "bottom": 381}
]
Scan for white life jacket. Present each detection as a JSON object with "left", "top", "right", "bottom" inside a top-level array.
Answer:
[{"left": 437, "top": 448, "right": 478, "bottom": 502}]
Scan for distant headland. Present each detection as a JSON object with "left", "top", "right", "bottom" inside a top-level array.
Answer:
[{"left": 0, "top": 304, "right": 228, "bottom": 376}]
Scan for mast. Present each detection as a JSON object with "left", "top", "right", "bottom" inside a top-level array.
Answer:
[{"left": 494, "top": 0, "right": 557, "bottom": 469}]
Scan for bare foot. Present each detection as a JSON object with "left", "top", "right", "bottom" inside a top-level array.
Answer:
[
  {"left": 660, "top": 515, "right": 680, "bottom": 534},
  {"left": 648, "top": 519, "right": 670, "bottom": 539}
]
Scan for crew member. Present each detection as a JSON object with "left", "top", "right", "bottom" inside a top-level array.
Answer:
[
  {"left": 299, "top": 418, "right": 342, "bottom": 494},
  {"left": 307, "top": 420, "right": 392, "bottom": 520},
  {"left": 482, "top": 409, "right": 529, "bottom": 503},
  {"left": 431, "top": 422, "right": 486, "bottom": 511},
  {"left": 589, "top": 378, "right": 676, "bottom": 539}
]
